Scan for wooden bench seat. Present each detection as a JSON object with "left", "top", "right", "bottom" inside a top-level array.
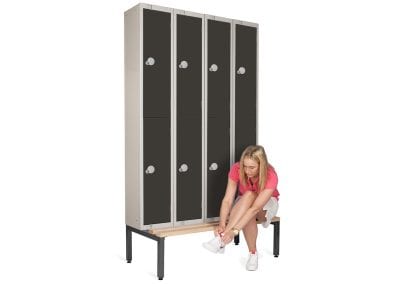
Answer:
[{"left": 149, "top": 216, "right": 280, "bottom": 237}]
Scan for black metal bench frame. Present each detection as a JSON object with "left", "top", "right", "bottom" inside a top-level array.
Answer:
[{"left": 125, "top": 219, "right": 280, "bottom": 280}]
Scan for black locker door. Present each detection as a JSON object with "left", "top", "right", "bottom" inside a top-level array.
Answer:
[
  {"left": 207, "top": 118, "right": 230, "bottom": 217},
  {"left": 143, "top": 118, "right": 171, "bottom": 225},
  {"left": 142, "top": 9, "right": 171, "bottom": 225},
  {"left": 143, "top": 9, "right": 171, "bottom": 118},
  {"left": 176, "top": 14, "right": 203, "bottom": 221},
  {"left": 235, "top": 24, "right": 257, "bottom": 161},
  {"left": 207, "top": 20, "right": 231, "bottom": 218},
  {"left": 176, "top": 117, "right": 202, "bottom": 221}
]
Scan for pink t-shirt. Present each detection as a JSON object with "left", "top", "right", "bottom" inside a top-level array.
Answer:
[{"left": 228, "top": 162, "right": 280, "bottom": 200}]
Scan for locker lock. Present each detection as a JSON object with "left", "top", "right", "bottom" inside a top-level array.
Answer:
[
  {"left": 209, "top": 64, "right": 218, "bottom": 72},
  {"left": 237, "top": 66, "right": 246, "bottom": 75},
  {"left": 209, "top": 163, "right": 218, "bottom": 171},
  {"left": 178, "top": 60, "right": 189, "bottom": 69},
  {"left": 145, "top": 57, "right": 155, "bottom": 66},
  {"left": 178, "top": 163, "right": 189, "bottom": 173},
  {"left": 145, "top": 165, "right": 155, "bottom": 174}
]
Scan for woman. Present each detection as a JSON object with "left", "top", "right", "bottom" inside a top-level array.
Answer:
[{"left": 202, "top": 145, "right": 279, "bottom": 271}]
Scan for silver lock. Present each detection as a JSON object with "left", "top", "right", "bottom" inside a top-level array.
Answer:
[
  {"left": 209, "top": 64, "right": 218, "bottom": 72},
  {"left": 179, "top": 60, "right": 189, "bottom": 69},
  {"left": 209, "top": 163, "right": 218, "bottom": 171},
  {"left": 178, "top": 163, "right": 189, "bottom": 172},
  {"left": 237, "top": 66, "right": 246, "bottom": 74},
  {"left": 145, "top": 57, "right": 155, "bottom": 66},
  {"left": 145, "top": 165, "right": 155, "bottom": 174}
]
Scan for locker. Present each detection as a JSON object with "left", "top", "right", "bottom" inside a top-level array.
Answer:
[
  {"left": 176, "top": 13, "right": 203, "bottom": 223},
  {"left": 206, "top": 18, "right": 231, "bottom": 219},
  {"left": 235, "top": 24, "right": 257, "bottom": 161},
  {"left": 143, "top": 118, "right": 170, "bottom": 225},
  {"left": 141, "top": 8, "right": 172, "bottom": 226},
  {"left": 143, "top": 9, "right": 171, "bottom": 118},
  {"left": 125, "top": 4, "right": 258, "bottom": 230}
]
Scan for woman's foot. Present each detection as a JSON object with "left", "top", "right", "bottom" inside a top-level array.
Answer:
[
  {"left": 202, "top": 236, "right": 225, "bottom": 253},
  {"left": 246, "top": 252, "right": 258, "bottom": 271}
]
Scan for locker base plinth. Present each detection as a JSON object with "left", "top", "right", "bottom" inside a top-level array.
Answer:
[{"left": 125, "top": 217, "right": 280, "bottom": 280}]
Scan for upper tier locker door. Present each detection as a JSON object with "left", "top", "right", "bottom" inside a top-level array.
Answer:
[
  {"left": 206, "top": 19, "right": 231, "bottom": 219},
  {"left": 142, "top": 8, "right": 171, "bottom": 225},
  {"left": 235, "top": 24, "right": 257, "bottom": 161},
  {"left": 176, "top": 13, "right": 203, "bottom": 222}
]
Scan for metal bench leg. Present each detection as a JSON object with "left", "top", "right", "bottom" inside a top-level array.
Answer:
[
  {"left": 234, "top": 234, "right": 240, "bottom": 245},
  {"left": 126, "top": 226, "right": 132, "bottom": 263},
  {"left": 126, "top": 225, "right": 166, "bottom": 279},
  {"left": 273, "top": 221, "right": 280, "bottom": 257},
  {"left": 157, "top": 237, "right": 165, "bottom": 280}
]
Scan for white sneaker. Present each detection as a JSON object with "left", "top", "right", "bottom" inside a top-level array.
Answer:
[
  {"left": 262, "top": 211, "right": 275, "bottom": 228},
  {"left": 246, "top": 253, "right": 258, "bottom": 271},
  {"left": 202, "top": 236, "right": 225, "bottom": 254}
]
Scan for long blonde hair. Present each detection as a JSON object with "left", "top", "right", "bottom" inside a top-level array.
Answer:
[{"left": 239, "top": 145, "right": 269, "bottom": 191}]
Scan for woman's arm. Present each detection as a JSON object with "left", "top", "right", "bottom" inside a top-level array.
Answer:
[{"left": 215, "top": 178, "right": 237, "bottom": 234}]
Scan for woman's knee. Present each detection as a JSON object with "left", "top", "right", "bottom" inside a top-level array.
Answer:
[{"left": 242, "top": 191, "right": 257, "bottom": 200}]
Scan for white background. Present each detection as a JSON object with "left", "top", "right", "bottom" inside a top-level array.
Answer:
[{"left": 1, "top": 0, "right": 400, "bottom": 283}]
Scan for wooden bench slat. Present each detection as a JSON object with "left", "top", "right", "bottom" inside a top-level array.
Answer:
[{"left": 149, "top": 216, "right": 280, "bottom": 237}]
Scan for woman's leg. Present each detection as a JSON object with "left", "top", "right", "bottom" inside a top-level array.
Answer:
[
  {"left": 243, "top": 210, "right": 268, "bottom": 252},
  {"left": 242, "top": 216, "right": 258, "bottom": 252},
  {"left": 226, "top": 191, "right": 257, "bottom": 230}
]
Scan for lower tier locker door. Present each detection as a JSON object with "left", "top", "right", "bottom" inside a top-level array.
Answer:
[
  {"left": 176, "top": 117, "right": 202, "bottom": 222},
  {"left": 235, "top": 24, "right": 257, "bottom": 161},
  {"left": 143, "top": 118, "right": 171, "bottom": 225},
  {"left": 207, "top": 117, "right": 230, "bottom": 218}
]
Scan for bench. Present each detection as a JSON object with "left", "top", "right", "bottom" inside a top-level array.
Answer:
[{"left": 126, "top": 216, "right": 280, "bottom": 280}]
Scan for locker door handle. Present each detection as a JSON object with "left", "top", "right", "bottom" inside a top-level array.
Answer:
[
  {"left": 145, "top": 57, "right": 155, "bottom": 66},
  {"left": 237, "top": 66, "right": 246, "bottom": 74},
  {"left": 209, "top": 64, "right": 218, "bottom": 72},
  {"left": 178, "top": 163, "right": 189, "bottom": 173},
  {"left": 145, "top": 165, "right": 156, "bottom": 174},
  {"left": 209, "top": 163, "right": 218, "bottom": 171},
  {"left": 178, "top": 60, "right": 189, "bottom": 69}
]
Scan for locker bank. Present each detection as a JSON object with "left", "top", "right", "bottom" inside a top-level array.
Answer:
[{"left": 125, "top": 3, "right": 257, "bottom": 231}]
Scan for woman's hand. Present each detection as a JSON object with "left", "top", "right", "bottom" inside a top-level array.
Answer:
[
  {"left": 214, "top": 224, "right": 226, "bottom": 236},
  {"left": 221, "top": 229, "right": 235, "bottom": 244}
]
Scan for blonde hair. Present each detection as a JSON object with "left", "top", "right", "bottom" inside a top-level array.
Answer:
[{"left": 239, "top": 145, "right": 269, "bottom": 191}]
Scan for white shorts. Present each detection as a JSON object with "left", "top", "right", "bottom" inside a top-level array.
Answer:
[{"left": 262, "top": 197, "right": 279, "bottom": 228}]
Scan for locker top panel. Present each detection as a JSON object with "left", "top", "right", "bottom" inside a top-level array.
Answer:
[
  {"left": 127, "top": 3, "right": 173, "bottom": 13},
  {"left": 126, "top": 3, "right": 258, "bottom": 27}
]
